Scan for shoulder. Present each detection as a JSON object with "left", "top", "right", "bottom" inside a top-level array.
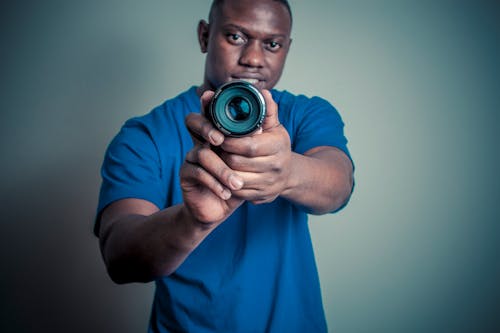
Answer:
[
  {"left": 107, "top": 86, "right": 198, "bottom": 159},
  {"left": 271, "top": 89, "right": 335, "bottom": 110},
  {"left": 270, "top": 89, "right": 340, "bottom": 125},
  {"left": 112, "top": 86, "right": 198, "bottom": 148},
  {"left": 270, "top": 89, "right": 343, "bottom": 130},
  {"left": 270, "top": 89, "right": 348, "bottom": 155},
  {"left": 124, "top": 86, "right": 199, "bottom": 131}
]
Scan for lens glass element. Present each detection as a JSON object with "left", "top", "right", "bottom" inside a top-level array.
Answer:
[{"left": 227, "top": 97, "right": 251, "bottom": 121}]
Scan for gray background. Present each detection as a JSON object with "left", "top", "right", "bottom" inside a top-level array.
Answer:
[{"left": 1, "top": 0, "right": 498, "bottom": 332}]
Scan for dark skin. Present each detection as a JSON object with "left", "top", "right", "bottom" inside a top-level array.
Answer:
[{"left": 98, "top": 0, "right": 354, "bottom": 284}]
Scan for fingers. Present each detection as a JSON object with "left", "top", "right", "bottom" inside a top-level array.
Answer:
[
  {"left": 261, "top": 89, "right": 280, "bottom": 131},
  {"left": 218, "top": 150, "right": 274, "bottom": 173},
  {"left": 200, "top": 90, "right": 215, "bottom": 114},
  {"left": 185, "top": 90, "right": 225, "bottom": 146},
  {"left": 232, "top": 186, "right": 279, "bottom": 205},
  {"left": 181, "top": 161, "right": 232, "bottom": 200},
  {"left": 183, "top": 89, "right": 246, "bottom": 201},
  {"left": 183, "top": 144, "right": 244, "bottom": 197},
  {"left": 221, "top": 130, "right": 288, "bottom": 158},
  {"left": 230, "top": 170, "right": 282, "bottom": 204}
]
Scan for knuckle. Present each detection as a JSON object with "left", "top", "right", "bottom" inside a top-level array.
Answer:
[
  {"left": 196, "top": 147, "right": 206, "bottom": 161},
  {"left": 185, "top": 113, "right": 198, "bottom": 129},
  {"left": 269, "top": 159, "right": 283, "bottom": 173},
  {"left": 187, "top": 148, "right": 198, "bottom": 162},
  {"left": 224, "top": 154, "right": 240, "bottom": 169},
  {"left": 196, "top": 146, "right": 212, "bottom": 164},
  {"left": 201, "top": 121, "right": 213, "bottom": 137},
  {"left": 252, "top": 196, "right": 272, "bottom": 205},
  {"left": 180, "top": 161, "right": 202, "bottom": 182},
  {"left": 246, "top": 141, "right": 259, "bottom": 156},
  {"left": 219, "top": 167, "right": 233, "bottom": 182},
  {"left": 191, "top": 164, "right": 203, "bottom": 178},
  {"left": 264, "top": 177, "right": 275, "bottom": 186},
  {"left": 179, "top": 165, "right": 188, "bottom": 178}
]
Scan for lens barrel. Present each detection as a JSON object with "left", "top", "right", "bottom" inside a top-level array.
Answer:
[{"left": 208, "top": 80, "right": 266, "bottom": 137}]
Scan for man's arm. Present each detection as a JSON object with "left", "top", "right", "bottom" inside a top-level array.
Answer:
[
  {"left": 98, "top": 200, "right": 211, "bottom": 284},
  {"left": 281, "top": 146, "right": 353, "bottom": 214}
]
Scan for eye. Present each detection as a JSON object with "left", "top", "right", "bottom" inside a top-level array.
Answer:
[
  {"left": 266, "top": 40, "right": 282, "bottom": 52},
  {"left": 227, "top": 33, "right": 245, "bottom": 45}
]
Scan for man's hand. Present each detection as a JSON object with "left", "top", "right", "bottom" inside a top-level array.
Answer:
[
  {"left": 181, "top": 91, "right": 245, "bottom": 225},
  {"left": 219, "top": 90, "right": 293, "bottom": 204}
]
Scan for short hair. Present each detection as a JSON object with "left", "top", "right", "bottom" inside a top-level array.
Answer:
[{"left": 208, "top": 0, "right": 292, "bottom": 25}]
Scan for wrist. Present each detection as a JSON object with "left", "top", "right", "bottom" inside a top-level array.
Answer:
[
  {"left": 162, "top": 204, "right": 216, "bottom": 255},
  {"left": 178, "top": 204, "right": 217, "bottom": 233},
  {"left": 280, "top": 152, "right": 300, "bottom": 198}
]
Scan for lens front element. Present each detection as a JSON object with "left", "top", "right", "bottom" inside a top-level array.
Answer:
[{"left": 227, "top": 97, "right": 251, "bottom": 121}]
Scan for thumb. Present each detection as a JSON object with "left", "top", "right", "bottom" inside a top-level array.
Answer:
[
  {"left": 260, "top": 89, "right": 280, "bottom": 131},
  {"left": 200, "top": 90, "right": 215, "bottom": 115}
]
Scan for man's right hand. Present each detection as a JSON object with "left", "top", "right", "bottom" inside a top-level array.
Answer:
[
  {"left": 98, "top": 91, "right": 247, "bottom": 283},
  {"left": 180, "top": 91, "right": 245, "bottom": 226}
]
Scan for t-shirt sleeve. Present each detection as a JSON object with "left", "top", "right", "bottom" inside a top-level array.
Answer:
[
  {"left": 94, "top": 118, "right": 165, "bottom": 235},
  {"left": 292, "top": 96, "right": 351, "bottom": 160}
]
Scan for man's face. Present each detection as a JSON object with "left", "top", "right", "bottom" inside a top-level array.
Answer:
[{"left": 199, "top": 0, "right": 292, "bottom": 92}]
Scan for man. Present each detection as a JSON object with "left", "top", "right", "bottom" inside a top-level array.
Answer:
[{"left": 96, "top": 0, "right": 354, "bottom": 332}]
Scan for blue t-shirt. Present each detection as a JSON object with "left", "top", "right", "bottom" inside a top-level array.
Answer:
[{"left": 97, "top": 86, "right": 351, "bottom": 332}]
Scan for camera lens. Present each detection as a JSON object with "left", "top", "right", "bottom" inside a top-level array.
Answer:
[{"left": 208, "top": 80, "right": 266, "bottom": 137}]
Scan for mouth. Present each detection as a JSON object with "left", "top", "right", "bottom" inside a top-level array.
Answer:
[
  {"left": 236, "top": 78, "right": 259, "bottom": 85},
  {"left": 231, "top": 76, "right": 264, "bottom": 87}
]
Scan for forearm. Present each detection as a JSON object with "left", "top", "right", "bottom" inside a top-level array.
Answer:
[
  {"left": 99, "top": 203, "right": 215, "bottom": 284},
  {"left": 281, "top": 147, "right": 353, "bottom": 215}
]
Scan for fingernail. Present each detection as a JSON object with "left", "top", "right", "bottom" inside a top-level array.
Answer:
[
  {"left": 209, "top": 131, "right": 223, "bottom": 145},
  {"left": 229, "top": 175, "right": 243, "bottom": 190},
  {"left": 221, "top": 188, "right": 231, "bottom": 200}
]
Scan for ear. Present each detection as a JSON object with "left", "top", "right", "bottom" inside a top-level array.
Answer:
[
  {"left": 284, "top": 38, "right": 293, "bottom": 55},
  {"left": 197, "top": 20, "right": 209, "bottom": 53}
]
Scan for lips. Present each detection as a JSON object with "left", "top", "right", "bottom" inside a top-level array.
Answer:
[
  {"left": 236, "top": 78, "right": 259, "bottom": 84},
  {"left": 231, "top": 75, "right": 266, "bottom": 88},
  {"left": 232, "top": 73, "right": 264, "bottom": 82}
]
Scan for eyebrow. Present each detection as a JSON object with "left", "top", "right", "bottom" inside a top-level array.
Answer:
[{"left": 221, "top": 23, "right": 289, "bottom": 39}]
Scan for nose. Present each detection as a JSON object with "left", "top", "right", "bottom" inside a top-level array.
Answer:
[{"left": 239, "top": 40, "right": 264, "bottom": 68}]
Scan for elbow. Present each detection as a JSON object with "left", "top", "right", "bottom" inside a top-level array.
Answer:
[
  {"left": 101, "top": 240, "right": 177, "bottom": 284},
  {"left": 108, "top": 268, "right": 152, "bottom": 285},
  {"left": 330, "top": 171, "right": 354, "bottom": 213},
  {"left": 99, "top": 236, "right": 155, "bottom": 284},
  {"left": 107, "top": 267, "right": 132, "bottom": 285},
  {"left": 103, "top": 254, "right": 157, "bottom": 284},
  {"left": 105, "top": 258, "right": 135, "bottom": 285},
  {"left": 331, "top": 185, "right": 354, "bottom": 214},
  {"left": 313, "top": 171, "right": 354, "bottom": 215}
]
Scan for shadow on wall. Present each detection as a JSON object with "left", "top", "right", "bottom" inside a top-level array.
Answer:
[
  {"left": 0, "top": 145, "right": 154, "bottom": 333},
  {"left": 0, "top": 7, "right": 161, "bottom": 333}
]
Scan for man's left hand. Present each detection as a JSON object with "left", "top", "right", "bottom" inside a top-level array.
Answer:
[{"left": 219, "top": 89, "right": 292, "bottom": 204}]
